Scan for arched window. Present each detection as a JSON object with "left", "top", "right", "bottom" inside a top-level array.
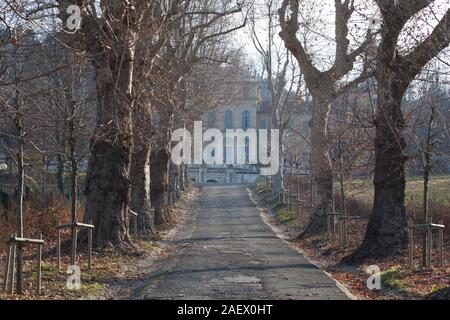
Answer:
[
  {"left": 242, "top": 111, "right": 250, "bottom": 130},
  {"left": 225, "top": 110, "right": 233, "bottom": 129},
  {"left": 207, "top": 111, "right": 216, "bottom": 128}
]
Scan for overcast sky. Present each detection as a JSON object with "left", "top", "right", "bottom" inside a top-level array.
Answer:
[{"left": 235, "top": 0, "right": 450, "bottom": 81}]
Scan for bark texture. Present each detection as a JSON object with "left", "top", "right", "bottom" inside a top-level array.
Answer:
[
  {"left": 129, "top": 89, "right": 155, "bottom": 235},
  {"left": 345, "top": 5, "right": 450, "bottom": 261},
  {"left": 346, "top": 71, "right": 409, "bottom": 260},
  {"left": 130, "top": 142, "right": 155, "bottom": 234},
  {"left": 150, "top": 147, "right": 172, "bottom": 225},
  {"left": 83, "top": 20, "right": 137, "bottom": 246},
  {"left": 83, "top": 133, "right": 133, "bottom": 246},
  {"left": 308, "top": 97, "right": 334, "bottom": 234}
]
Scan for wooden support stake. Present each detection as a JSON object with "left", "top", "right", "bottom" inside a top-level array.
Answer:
[
  {"left": 439, "top": 219, "right": 444, "bottom": 267},
  {"left": 2, "top": 239, "right": 12, "bottom": 292},
  {"left": 36, "top": 233, "right": 42, "bottom": 295},
  {"left": 70, "top": 226, "right": 78, "bottom": 266},
  {"left": 88, "top": 225, "right": 93, "bottom": 270},
  {"left": 426, "top": 217, "right": 432, "bottom": 268},
  {"left": 409, "top": 227, "right": 414, "bottom": 269},
  {"left": 57, "top": 222, "right": 61, "bottom": 271},
  {"left": 7, "top": 236, "right": 16, "bottom": 294}
]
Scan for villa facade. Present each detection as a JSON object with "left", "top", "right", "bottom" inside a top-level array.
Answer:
[{"left": 187, "top": 79, "right": 270, "bottom": 184}]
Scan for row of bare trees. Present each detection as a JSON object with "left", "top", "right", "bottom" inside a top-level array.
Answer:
[
  {"left": 0, "top": 0, "right": 248, "bottom": 255},
  {"left": 252, "top": 0, "right": 450, "bottom": 261},
  {"left": 1, "top": 0, "right": 449, "bottom": 271},
  {"left": 63, "top": 0, "right": 248, "bottom": 247}
]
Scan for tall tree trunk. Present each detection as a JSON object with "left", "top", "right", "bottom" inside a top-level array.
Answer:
[
  {"left": 129, "top": 96, "right": 155, "bottom": 235},
  {"left": 305, "top": 96, "right": 333, "bottom": 234},
  {"left": 346, "top": 70, "right": 409, "bottom": 261},
  {"left": 150, "top": 147, "right": 172, "bottom": 225},
  {"left": 341, "top": 1, "right": 450, "bottom": 263},
  {"left": 169, "top": 162, "right": 179, "bottom": 204},
  {"left": 68, "top": 105, "right": 78, "bottom": 265},
  {"left": 150, "top": 112, "right": 174, "bottom": 226},
  {"left": 130, "top": 141, "right": 155, "bottom": 235},
  {"left": 83, "top": 48, "right": 135, "bottom": 247}
]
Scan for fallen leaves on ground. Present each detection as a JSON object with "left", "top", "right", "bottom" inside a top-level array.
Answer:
[
  {"left": 255, "top": 187, "right": 450, "bottom": 300},
  {"left": 0, "top": 187, "right": 200, "bottom": 300}
]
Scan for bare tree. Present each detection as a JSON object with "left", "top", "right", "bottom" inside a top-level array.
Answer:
[
  {"left": 148, "top": 0, "right": 246, "bottom": 225},
  {"left": 278, "top": 0, "right": 376, "bottom": 234},
  {"left": 33, "top": 39, "right": 95, "bottom": 261},
  {"left": 249, "top": 0, "right": 303, "bottom": 198},
  {"left": 347, "top": 0, "right": 450, "bottom": 261},
  {"left": 0, "top": 1, "right": 82, "bottom": 293},
  {"left": 127, "top": 4, "right": 177, "bottom": 236},
  {"left": 57, "top": 1, "right": 171, "bottom": 247},
  {"left": 0, "top": 28, "right": 42, "bottom": 295},
  {"left": 404, "top": 68, "right": 449, "bottom": 266}
]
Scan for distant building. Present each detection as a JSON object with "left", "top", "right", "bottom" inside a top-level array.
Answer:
[{"left": 188, "top": 79, "right": 271, "bottom": 184}]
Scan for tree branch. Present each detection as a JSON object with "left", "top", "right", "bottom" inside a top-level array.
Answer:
[
  {"left": 278, "top": 0, "right": 321, "bottom": 80},
  {"left": 402, "top": 8, "right": 450, "bottom": 80}
]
